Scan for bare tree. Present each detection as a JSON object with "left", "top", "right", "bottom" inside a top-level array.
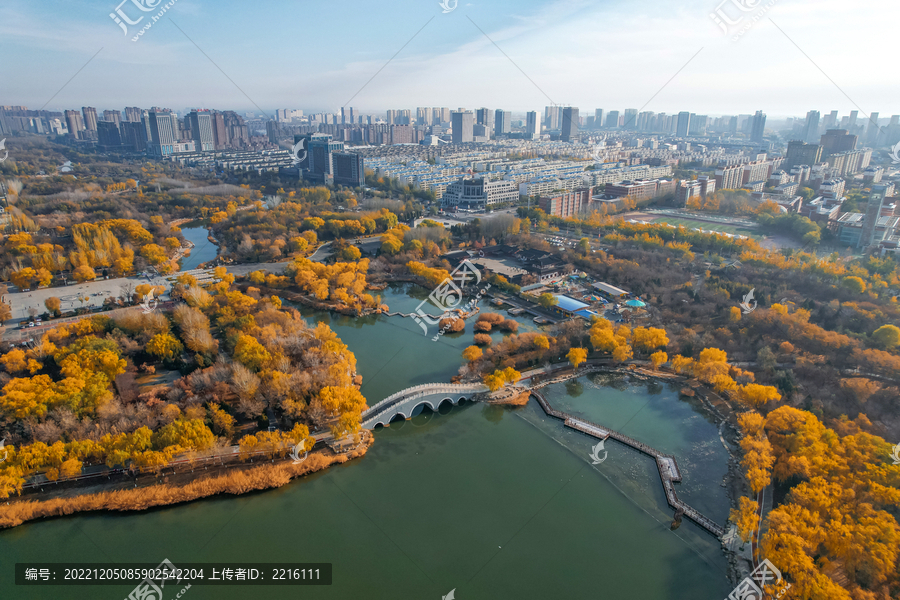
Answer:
[{"left": 120, "top": 281, "right": 135, "bottom": 303}]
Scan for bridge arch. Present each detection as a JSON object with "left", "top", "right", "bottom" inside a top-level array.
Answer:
[{"left": 362, "top": 384, "right": 488, "bottom": 429}]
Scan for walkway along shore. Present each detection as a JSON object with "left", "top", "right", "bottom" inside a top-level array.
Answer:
[{"left": 528, "top": 387, "right": 726, "bottom": 538}]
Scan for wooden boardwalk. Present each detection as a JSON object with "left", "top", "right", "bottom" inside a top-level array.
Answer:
[{"left": 530, "top": 390, "right": 726, "bottom": 538}]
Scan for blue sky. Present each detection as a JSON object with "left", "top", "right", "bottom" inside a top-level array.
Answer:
[{"left": 0, "top": 0, "right": 896, "bottom": 118}]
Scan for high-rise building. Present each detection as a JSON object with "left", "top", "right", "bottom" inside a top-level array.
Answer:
[
  {"left": 866, "top": 112, "right": 880, "bottom": 144},
  {"left": 820, "top": 129, "right": 857, "bottom": 154},
  {"left": 785, "top": 140, "right": 823, "bottom": 170},
  {"left": 308, "top": 134, "right": 344, "bottom": 181},
  {"left": 97, "top": 121, "right": 122, "bottom": 150},
  {"left": 605, "top": 110, "right": 619, "bottom": 129},
  {"left": 545, "top": 106, "right": 561, "bottom": 130},
  {"left": 860, "top": 184, "right": 889, "bottom": 248},
  {"left": 187, "top": 110, "right": 215, "bottom": 152},
  {"left": 417, "top": 107, "right": 432, "bottom": 126},
  {"left": 440, "top": 108, "right": 451, "bottom": 123},
  {"left": 750, "top": 111, "right": 766, "bottom": 143},
  {"left": 676, "top": 112, "right": 691, "bottom": 137},
  {"left": 525, "top": 111, "right": 538, "bottom": 138},
  {"left": 211, "top": 112, "right": 227, "bottom": 149},
  {"left": 103, "top": 110, "right": 122, "bottom": 126},
  {"left": 332, "top": 152, "right": 365, "bottom": 187},
  {"left": 121, "top": 121, "right": 147, "bottom": 152},
  {"left": 81, "top": 107, "right": 98, "bottom": 132},
  {"left": 475, "top": 108, "right": 494, "bottom": 132},
  {"left": 451, "top": 110, "right": 474, "bottom": 144},
  {"left": 594, "top": 109, "right": 604, "bottom": 129},
  {"left": 266, "top": 120, "right": 279, "bottom": 144},
  {"left": 64, "top": 110, "right": 84, "bottom": 139},
  {"left": 689, "top": 114, "right": 708, "bottom": 136},
  {"left": 622, "top": 108, "right": 638, "bottom": 130},
  {"left": 801, "top": 110, "right": 820, "bottom": 143},
  {"left": 124, "top": 107, "right": 142, "bottom": 122},
  {"left": 821, "top": 110, "right": 838, "bottom": 132},
  {"left": 147, "top": 110, "right": 176, "bottom": 156},
  {"left": 847, "top": 110, "right": 858, "bottom": 131},
  {"left": 494, "top": 109, "right": 511, "bottom": 136},
  {"left": 561, "top": 107, "right": 579, "bottom": 142}
]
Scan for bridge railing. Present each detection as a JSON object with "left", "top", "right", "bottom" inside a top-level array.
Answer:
[{"left": 362, "top": 383, "right": 488, "bottom": 420}]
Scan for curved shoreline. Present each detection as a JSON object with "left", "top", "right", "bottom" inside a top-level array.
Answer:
[{"left": 0, "top": 439, "right": 372, "bottom": 530}]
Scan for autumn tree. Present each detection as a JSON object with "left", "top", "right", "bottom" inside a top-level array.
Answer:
[
  {"left": 538, "top": 293, "right": 558, "bottom": 309},
  {"left": 736, "top": 383, "right": 781, "bottom": 409},
  {"left": 72, "top": 265, "right": 97, "bottom": 283},
  {"left": 567, "top": 347, "right": 587, "bottom": 368},
  {"left": 871, "top": 324, "right": 900, "bottom": 349},
  {"left": 738, "top": 412, "right": 773, "bottom": 494},
  {"left": 631, "top": 327, "right": 668, "bottom": 354},
  {"left": 462, "top": 345, "right": 483, "bottom": 362},
  {"left": 729, "top": 496, "right": 758, "bottom": 544},
  {"left": 45, "top": 297, "right": 61, "bottom": 316},
  {"left": 145, "top": 333, "right": 184, "bottom": 362},
  {"left": 233, "top": 334, "right": 271, "bottom": 371},
  {"left": 842, "top": 276, "right": 866, "bottom": 294},
  {"left": 650, "top": 351, "right": 667, "bottom": 370}
]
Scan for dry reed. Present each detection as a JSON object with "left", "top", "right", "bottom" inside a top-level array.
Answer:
[{"left": 0, "top": 442, "right": 370, "bottom": 529}]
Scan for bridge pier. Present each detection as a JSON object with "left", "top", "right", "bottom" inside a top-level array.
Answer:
[{"left": 361, "top": 384, "right": 490, "bottom": 430}]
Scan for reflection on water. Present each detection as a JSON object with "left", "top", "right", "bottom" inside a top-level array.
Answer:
[
  {"left": 178, "top": 226, "right": 219, "bottom": 271},
  {"left": 0, "top": 285, "right": 733, "bottom": 600}
]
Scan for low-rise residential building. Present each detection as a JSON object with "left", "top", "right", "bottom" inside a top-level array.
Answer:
[
  {"left": 441, "top": 177, "right": 519, "bottom": 209},
  {"left": 538, "top": 188, "right": 592, "bottom": 217},
  {"left": 604, "top": 180, "right": 660, "bottom": 201}
]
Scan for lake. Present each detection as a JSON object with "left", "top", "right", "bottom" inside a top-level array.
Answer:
[
  {"left": 178, "top": 226, "right": 219, "bottom": 272},
  {"left": 0, "top": 285, "right": 733, "bottom": 599}
]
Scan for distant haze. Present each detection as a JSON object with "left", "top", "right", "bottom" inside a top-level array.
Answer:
[{"left": 0, "top": 0, "right": 896, "bottom": 117}]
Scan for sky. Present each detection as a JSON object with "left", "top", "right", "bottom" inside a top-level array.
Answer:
[{"left": 0, "top": 0, "right": 896, "bottom": 119}]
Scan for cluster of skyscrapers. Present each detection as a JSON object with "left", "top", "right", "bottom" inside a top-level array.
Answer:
[{"left": 0, "top": 105, "right": 257, "bottom": 156}]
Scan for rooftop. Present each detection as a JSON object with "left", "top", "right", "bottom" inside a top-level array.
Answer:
[{"left": 554, "top": 295, "right": 590, "bottom": 312}]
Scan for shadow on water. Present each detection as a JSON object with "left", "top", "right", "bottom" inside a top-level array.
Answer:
[{"left": 564, "top": 379, "right": 584, "bottom": 397}]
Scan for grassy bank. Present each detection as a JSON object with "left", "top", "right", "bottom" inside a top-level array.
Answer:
[{"left": 0, "top": 441, "right": 371, "bottom": 530}]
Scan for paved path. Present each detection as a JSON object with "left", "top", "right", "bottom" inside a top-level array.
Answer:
[{"left": 530, "top": 387, "right": 726, "bottom": 538}]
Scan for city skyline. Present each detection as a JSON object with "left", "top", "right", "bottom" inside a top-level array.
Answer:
[{"left": 0, "top": 0, "right": 896, "bottom": 115}]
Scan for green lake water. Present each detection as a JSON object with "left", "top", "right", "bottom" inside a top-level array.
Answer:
[{"left": 0, "top": 284, "right": 733, "bottom": 600}]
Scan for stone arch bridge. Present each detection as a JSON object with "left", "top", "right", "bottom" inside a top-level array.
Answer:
[{"left": 361, "top": 383, "right": 489, "bottom": 429}]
